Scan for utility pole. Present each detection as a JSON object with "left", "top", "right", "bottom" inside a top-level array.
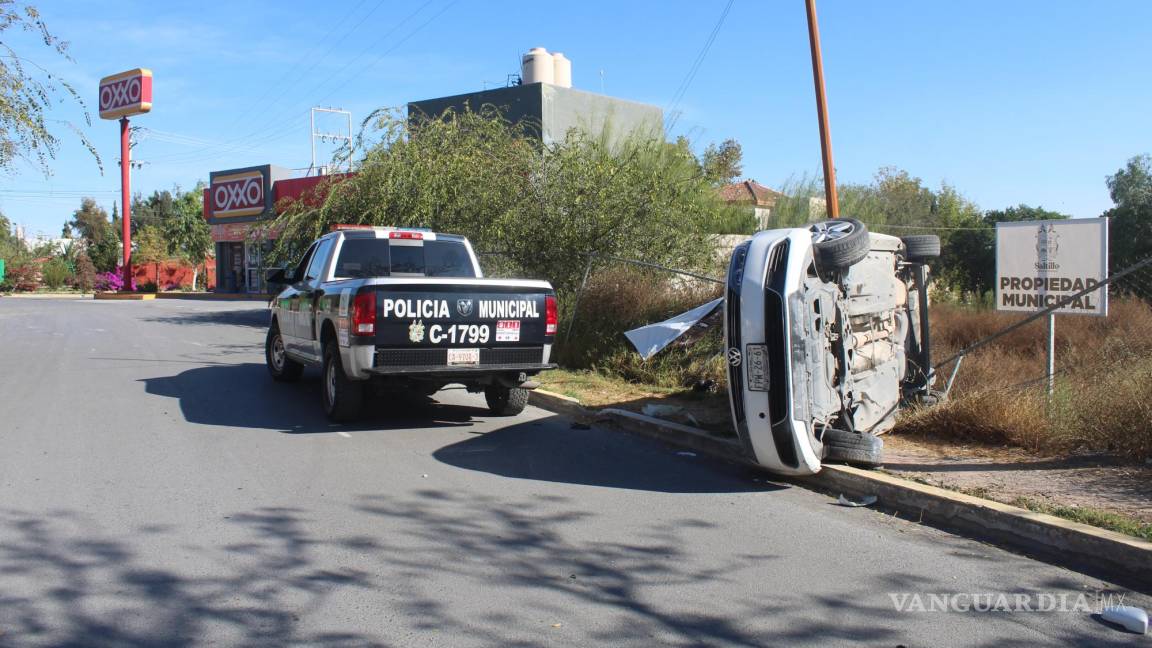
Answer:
[
  {"left": 310, "top": 107, "right": 353, "bottom": 175},
  {"left": 805, "top": 0, "right": 839, "bottom": 218}
]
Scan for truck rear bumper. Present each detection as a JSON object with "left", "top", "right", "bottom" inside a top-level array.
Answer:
[{"left": 365, "top": 363, "right": 556, "bottom": 378}]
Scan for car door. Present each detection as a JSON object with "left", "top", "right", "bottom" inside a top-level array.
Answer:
[
  {"left": 295, "top": 238, "right": 334, "bottom": 361},
  {"left": 280, "top": 243, "right": 317, "bottom": 356}
]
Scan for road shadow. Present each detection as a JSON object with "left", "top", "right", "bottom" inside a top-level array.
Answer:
[
  {"left": 142, "top": 307, "right": 269, "bottom": 329},
  {"left": 435, "top": 413, "right": 780, "bottom": 494},
  {"left": 0, "top": 507, "right": 383, "bottom": 647},
  {"left": 140, "top": 363, "right": 481, "bottom": 434}
]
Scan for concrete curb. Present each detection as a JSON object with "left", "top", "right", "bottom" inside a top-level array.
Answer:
[
  {"left": 94, "top": 292, "right": 156, "bottom": 301},
  {"left": 154, "top": 292, "right": 274, "bottom": 301},
  {"left": 1, "top": 293, "right": 91, "bottom": 299},
  {"left": 529, "top": 388, "right": 1152, "bottom": 590}
]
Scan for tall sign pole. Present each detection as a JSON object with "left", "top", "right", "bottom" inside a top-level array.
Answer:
[
  {"left": 805, "top": 0, "right": 839, "bottom": 218},
  {"left": 98, "top": 68, "right": 153, "bottom": 290},
  {"left": 119, "top": 117, "right": 132, "bottom": 288}
]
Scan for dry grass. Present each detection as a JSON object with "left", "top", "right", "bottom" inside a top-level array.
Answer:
[
  {"left": 897, "top": 299, "right": 1152, "bottom": 460},
  {"left": 555, "top": 267, "right": 725, "bottom": 389}
]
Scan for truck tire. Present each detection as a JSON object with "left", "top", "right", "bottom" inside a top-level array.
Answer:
[
  {"left": 822, "top": 428, "right": 884, "bottom": 468},
  {"left": 901, "top": 234, "right": 941, "bottom": 261},
  {"left": 809, "top": 218, "right": 870, "bottom": 270},
  {"left": 485, "top": 385, "right": 529, "bottom": 416},
  {"left": 322, "top": 340, "right": 364, "bottom": 422},
  {"left": 266, "top": 323, "right": 303, "bottom": 382}
]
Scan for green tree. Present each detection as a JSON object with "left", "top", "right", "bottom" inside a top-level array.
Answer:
[
  {"left": 983, "top": 204, "right": 1070, "bottom": 224},
  {"left": 1104, "top": 154, "right": 1152, "bottom": 272},
  {"left": 0, "top": 2, "right": 100, "bottom": 174},
  {"left": 272, "top": 108, "right": 720, "bottom": 295},
  {"left": 68, "top": 197, "right": 118, "bottom": 272},
  {"left": 164, "top": 183, "right": 211, "bottom": 289},
  {"left": 133, "top": 224, "right": 167, "bottom": 290},
  {"left": 700, "top": 138, "right": 743, "bottom": 186}
]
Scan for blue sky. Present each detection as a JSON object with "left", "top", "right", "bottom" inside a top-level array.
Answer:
[{"left": 4, "top": 0, "right": 1151, "bottom": 238}]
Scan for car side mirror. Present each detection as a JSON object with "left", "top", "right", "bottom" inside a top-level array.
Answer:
[{"left": 266, "top": 267, "right": 289, "bottom": 284}]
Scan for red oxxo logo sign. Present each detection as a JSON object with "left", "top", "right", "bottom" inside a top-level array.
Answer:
[
  {"left": 98, "top": 69, "right": 153, "bottom": 120},
  {"left": 211, "top": 170, "right": 266, "bottom": 218}
]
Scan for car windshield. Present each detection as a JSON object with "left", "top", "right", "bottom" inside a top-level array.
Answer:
[{"left": 333, "top": 238, "right": 476, "bottom": 278}]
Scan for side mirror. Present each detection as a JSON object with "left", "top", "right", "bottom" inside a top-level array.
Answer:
[{"left": 266, "top": 268, "right": 289, "bottom": 284}]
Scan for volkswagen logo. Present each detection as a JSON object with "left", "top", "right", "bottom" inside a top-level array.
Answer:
[
  {"left": 456, "top": 299, "right": 474, "bottom": 317},
  {"left": 727, "top": 347, "right": 742, "bottom": 367}
]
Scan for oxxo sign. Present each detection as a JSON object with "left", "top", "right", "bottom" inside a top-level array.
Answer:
[
  {"left": 98, "top": 68, "right": 153, "bottom": 120},
  {"left": 208, "top": 167, "right": 273, "bottom": 220},
  {"left": 995, "top": 218, "right": 1109, "bottom": 316}
]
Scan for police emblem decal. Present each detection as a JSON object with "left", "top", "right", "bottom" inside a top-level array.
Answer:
[{"left": 408, "top": 320, "right": 426, "bottom": 343}]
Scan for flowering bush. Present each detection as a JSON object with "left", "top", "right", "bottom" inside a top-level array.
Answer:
[{"left": 94, "top": 270, "right": 136, "bottom": 292}]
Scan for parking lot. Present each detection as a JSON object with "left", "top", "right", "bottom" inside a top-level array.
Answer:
[{"left": 0, "top": 297, "right": 1146, "bottom": 646}]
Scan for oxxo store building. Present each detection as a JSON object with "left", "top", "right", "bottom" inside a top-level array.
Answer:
[{"left": 203, "top": 165, "right": 342, "bottom": 293}]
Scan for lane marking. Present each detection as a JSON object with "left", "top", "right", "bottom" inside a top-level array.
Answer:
[{"left": 338, "top": 432, "right": 351, "bottom": 438}]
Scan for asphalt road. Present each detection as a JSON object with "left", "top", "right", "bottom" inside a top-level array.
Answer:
[{"left": 0, "top": 297, "right": 1147, "bottom": 647}]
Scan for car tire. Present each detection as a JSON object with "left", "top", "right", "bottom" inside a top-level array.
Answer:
[
  {"left": 266, "top": 323, "right": 303, "bottom": 382},
  {"left": 322, "top": 340, "right": 364, "bottom": 422},
  {"left": 901, "top": 234, "right": 941, "bottom": 261},
  {"left": 821, "top": 428, "right": 884, "bottom": 467},
  {"left": 485, "top": 385, "right": 529, "bottom": 416},
  {"left": 809, "top": 218, "right": 870, "bottom": 270}
]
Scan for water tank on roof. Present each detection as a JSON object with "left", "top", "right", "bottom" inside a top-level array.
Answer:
[
  {"left": 521, "top": 47, "right": 554, "bottom": 85},
  {"left": 552, "top": 52, "right": 572, "bottom": 88}
]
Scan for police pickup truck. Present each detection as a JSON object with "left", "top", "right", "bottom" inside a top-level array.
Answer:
[{"left": 264, "top": 226, "right": 557, "bottom": 422}]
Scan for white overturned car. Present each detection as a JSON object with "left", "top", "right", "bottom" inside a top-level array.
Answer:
[{"left": 724, "top": 219, "right": 939, "bottom": 475}]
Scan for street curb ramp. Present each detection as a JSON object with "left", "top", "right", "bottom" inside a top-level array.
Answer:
[{"left": 529, "top": 389, "right": 1152, "bottom": 593}]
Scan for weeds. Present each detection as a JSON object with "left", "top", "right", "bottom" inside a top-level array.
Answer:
[{"left": 896, "top": 299, "right": 1152, "bottom": 460}]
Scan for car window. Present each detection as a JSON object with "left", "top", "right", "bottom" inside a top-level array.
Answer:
[
  {"left": 304, "top": 239, "right": 333, "bottom": 281},
  {"left": 334, "top": 238, "right": 390, "bottom": 278},
  {"left": 424, "top": 241, "right": 475, "bottom": 277}
]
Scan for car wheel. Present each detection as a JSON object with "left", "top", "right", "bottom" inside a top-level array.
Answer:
[
  {"left": 266, "top": 323, "right": 303, "bottom": 382},
  {"left": 322, "top": 340, "right": 364, "bottom": 422},
  {"left": 821, "top": 428, "right": 884, "bottom": 467},
  {"left": 485, "top": 385, "right": 529, "bottom": 416},
  {"left": 901, "top": 234, "right": 941, "bottom": 261},
  {"left": 809, "top": 218, "right": 870, "bottom": 270}
]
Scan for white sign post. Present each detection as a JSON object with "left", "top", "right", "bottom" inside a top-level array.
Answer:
[{"left": 995, "top": 218, "right": 1109, "bottom": 395}]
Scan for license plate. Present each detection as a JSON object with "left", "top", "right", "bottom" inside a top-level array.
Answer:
[
  {"left": 745, "top": 344, "right": 768, "bottom": 391},
  {"left": 447, "top": 348, "right": 480, "bottom": 366}
]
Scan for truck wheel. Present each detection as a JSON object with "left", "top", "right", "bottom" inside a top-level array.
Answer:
[
  {"left": 821, "top": 428, "right": 884, "bottom": 468},
  {"left": 809, "top": 218, "right": 870, "bottom": 270},
  {"left": 485, "top": 385, "right": 529, "bottom": 416},
  {"left": 266, "top": 323, "right": 303, "bottom": 382},
  {"left": 322, "top": 340, "right": 364, "bottom": 422},
  {"left": 901, "top": 234, "right": 941, "bottom": 261}
]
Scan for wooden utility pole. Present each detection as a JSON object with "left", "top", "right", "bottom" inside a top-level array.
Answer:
[{"left": 805, "top": 0, "right": 839, "bottom": 217}]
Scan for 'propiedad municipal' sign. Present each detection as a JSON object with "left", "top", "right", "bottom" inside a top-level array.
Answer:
[
  {"left": 995, "top": 218, "right": 1108, "bottom": 316},
  {"left": 98, "top": 68, "right": 153, "bottom": 120}
]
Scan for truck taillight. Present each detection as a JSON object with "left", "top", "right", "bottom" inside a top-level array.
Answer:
[
  {"left": 389, "top": 231, "right": 423, "bottom": 240},
  {"left": 352, "top": 292, "right": 376, "bottom": 336},
  {"left": 545, "top": 295, "right": 558, "bottom": 336}
]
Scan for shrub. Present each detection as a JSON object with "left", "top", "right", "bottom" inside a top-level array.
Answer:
[
  {"left": 74, "top": 253, "right": 96, "bottom": 292},
  {"left": 94, "top": 270, "right": 136, "bottom": 292},
  {"left": 138, "top": 281, "right": 157, "bottom": 293},
  {"left": 1, "top": 263, "right": 39, "bottom": 291},
  {"left": 40, "top": 257, "right": 73, "bottom": 289}
]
